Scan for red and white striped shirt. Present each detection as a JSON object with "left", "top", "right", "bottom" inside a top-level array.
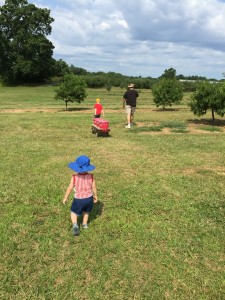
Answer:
[{"left": 73, "top": 173, "right": 93, "bottom": 199}]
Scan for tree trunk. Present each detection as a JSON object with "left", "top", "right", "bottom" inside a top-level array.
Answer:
[
  {"left": 66, "top": 101, "right": 68, "bottom": 110},
  {"left": 212, "top": 108, "right": 215, "bottom": 124}
]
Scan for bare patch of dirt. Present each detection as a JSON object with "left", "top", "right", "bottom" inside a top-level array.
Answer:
[
  {"left": 0, "top": 108, "right": 59, "bottom": 113},
  {"left": 0, "top": 108, "right": 94, "bottom": 113}
]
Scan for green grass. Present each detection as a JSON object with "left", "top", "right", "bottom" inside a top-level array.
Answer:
[
  {"left": 198, "top": 125, "right": 222, "bottom": 132},
  {"left": 0, "top": 86, "right": 225, "bottom": 299},
  {"left": 131, "top": 125, "right": 164, "bottom": 132},
  {"left": 161, "top": 120, "right": 187, "bottom": 128}
]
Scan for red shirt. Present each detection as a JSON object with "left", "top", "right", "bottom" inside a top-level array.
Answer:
[{"left": 94, "top": 103, "right": 103, "bottom": 115}]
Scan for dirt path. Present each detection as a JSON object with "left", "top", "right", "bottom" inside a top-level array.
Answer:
[{"left": 1, "top": 108, "right": 224, "bottom": 134}]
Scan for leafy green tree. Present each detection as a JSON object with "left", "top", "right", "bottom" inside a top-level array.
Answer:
[
  {"left": 181, "top": 81, "right": 197, "bottom": 92},
  {"left": 55, "top": 74, "right": 87, "bottom": 110},
  {"left": 159, "top": 68, "right": 176, "bottom": 79},
  {"left": 189, "top": 81, "right": 225, "bottom": 122},
  {"left": 69, "top": 65, "right": 88, "bottom": 76},
  {"left": 152, "top": 78, "right": 183, "bottom": 109},
  {"left": 53, "top": 59, "right": 70, "bottom": 78},
  {"left": 85, "top": 75, "right": 107, "bottom": 88},
  {"left": 106, "top": 83, "right": 112, "bottom": 92},
  {"left": 0, "top": 0, "right": 54, "bottom": 84}
]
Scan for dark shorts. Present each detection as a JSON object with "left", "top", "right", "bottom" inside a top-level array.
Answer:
[
  {"left": 94, "top": 114, "right": 101, "bottom": 118},
  {"left": 71, "top": 196, "right": 94, "bottom": 216}
]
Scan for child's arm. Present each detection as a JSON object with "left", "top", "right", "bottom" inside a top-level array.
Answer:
[
  {"left": 92, "top": 178, "right": 98, "bottom": 203},
  {"left": 63, "top": 176, "right": 74, "bottom": 204}
]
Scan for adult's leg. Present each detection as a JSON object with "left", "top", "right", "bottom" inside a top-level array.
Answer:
[
  {"left": 127, "top": 113, "right": 131, "bottom": 125},
  {"left": 125, "top": 106, "right": 131, "bottom": 128},
  {"left": 130, "top": 107, "right": 135, "bottom": 125},
  {"left": 130, "top": 113, "right": 133, "bottom": 124}
]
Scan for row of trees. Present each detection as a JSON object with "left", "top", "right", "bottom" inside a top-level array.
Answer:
[
  {"left": 55, "top": 73, "right": 225, "bottom": 122},
  {"left": 153, "top": 78, "right": 225, "bottom": 122},
  {"left": 51, "top": 64, "right": 224, "bottom": 92},
  {"left": 153, "top": 69, "right": 224, "bottom": 122}
]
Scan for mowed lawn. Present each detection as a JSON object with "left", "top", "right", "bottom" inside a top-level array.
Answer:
[{"left": 0, "top": 86, "right": 224, "bottom": 299}]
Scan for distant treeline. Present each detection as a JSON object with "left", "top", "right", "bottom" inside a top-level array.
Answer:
[{"left": 52, "top": 61, "right": 224, "bottom": 92}]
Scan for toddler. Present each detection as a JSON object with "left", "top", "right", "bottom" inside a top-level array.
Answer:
[
  {"left": 63, "top": 155, "right": 97, "bottom": 236},
  {"left": 94, "top": 98, "right": 104, "bottom": 118}
]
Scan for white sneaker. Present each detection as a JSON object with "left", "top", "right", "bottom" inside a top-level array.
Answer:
[{"left": 125, "top": 124, "right": 131, "bottom": 129}]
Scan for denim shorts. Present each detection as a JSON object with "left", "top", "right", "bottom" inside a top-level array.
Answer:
[{"left": 71, "top": 195, "right": 94, "bottom": 216}]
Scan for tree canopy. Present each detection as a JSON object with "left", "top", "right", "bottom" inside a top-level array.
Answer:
[
  {"left": 159, "top": 68, "right": 176, "bottom": 79},
  {"left": 0, "top": 0, "right": 55, "bottom": 84},
  {"left": 55, "top": 74, "right": 87, "bottom": 110},
  {"left": 189, "top": 81, "right": 225, "bottom": 122},
  {"left": 152, "top": 78, "right": 183, "bottom": 109}
]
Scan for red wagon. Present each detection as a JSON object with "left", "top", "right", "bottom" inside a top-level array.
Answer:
[{"left": 92, "top": 118, "right": 110, "bottom": 137}]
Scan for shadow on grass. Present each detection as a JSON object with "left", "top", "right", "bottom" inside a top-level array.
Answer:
[
  {"left": 187, "top": 118, "right": 225, "bottom": 127},
  {"left": 59, "top": 107, "right": 92, "bottom": 112},
  {"left": 89, "top": 200, "right": 104, "bottom": 224},
  {"left": 128, "top": 126, "right": 163, "bottom": 133},
  {"left": 152, "top": 107, "right": 186, "bottom": 112}
]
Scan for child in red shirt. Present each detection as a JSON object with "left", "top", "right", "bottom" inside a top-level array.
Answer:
[
  {"left": 63, "top": 155, "right": 98, "bottom": 236},
  {"left": 94, "top": 98, "right": 104, "bottom": 118}
]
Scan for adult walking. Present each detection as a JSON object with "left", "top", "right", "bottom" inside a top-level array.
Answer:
[{"left": 123, "top": 83, "right": 139, "bottom": 128}]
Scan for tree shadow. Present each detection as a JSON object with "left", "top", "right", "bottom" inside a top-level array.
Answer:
[
  {"left": 187, "top": 118, "right": 225, "bottom": 127},
  {"left": 89, "top": 200, "right": 104, "bottom": 224},
  {"left": 152, "top": 107, "right": 183, "bottom": 112},
  {"left": 58, "top": 107, "right": 91, "bottom": 112}
]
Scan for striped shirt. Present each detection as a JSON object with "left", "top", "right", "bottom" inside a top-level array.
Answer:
[{"left": 73, "top": 173, "right": 93, "bottom": 199}]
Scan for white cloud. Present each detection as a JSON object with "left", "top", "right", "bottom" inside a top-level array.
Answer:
[
  {"left": 48, "top": 0, "right": 225, "bottom": 78},
  {"left": 117, "top": 19, "right": 129, "bottom": 29},
  {"left": 99, "top": 21, "right": 111, "bottom": 30},
  {"left": 1, "top": 0, "right": 225, "bottom": 78}
]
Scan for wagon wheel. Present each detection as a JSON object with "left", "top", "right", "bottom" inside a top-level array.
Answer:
[{"left": 96, "top": 131, "right": 99, "bottom": 137}]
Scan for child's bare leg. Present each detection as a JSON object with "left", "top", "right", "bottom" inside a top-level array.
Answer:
[
  {"left": 71, "top": 212, "right": 80, "bottom": 235},
  {"left": 71, "top": 212, "right": 78, "bottom": 224},
  {"left": 82, "top": 212, "right": 89, "bottom": 225}
]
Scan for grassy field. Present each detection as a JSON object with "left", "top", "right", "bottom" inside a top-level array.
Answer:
[{"left": 0, "top": 86, "right": 225, "bottom": 299}]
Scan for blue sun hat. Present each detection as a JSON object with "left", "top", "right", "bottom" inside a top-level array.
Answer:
[{"left": 68, "top": 155, "right": 95, "bottom": 173}]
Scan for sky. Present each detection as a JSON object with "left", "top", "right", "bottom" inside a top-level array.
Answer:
[{"left": 1, "top": 0, "right": 225, "bottom": 79}]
